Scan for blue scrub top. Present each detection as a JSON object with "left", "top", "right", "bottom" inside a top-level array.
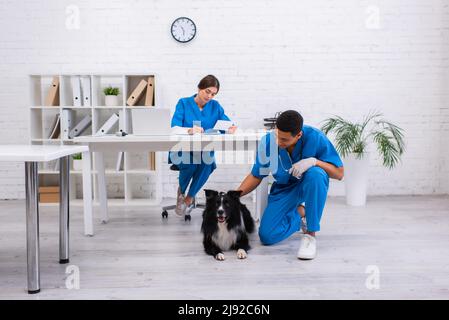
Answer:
[
  {"left": 171, "top": 94, "right": 230, "bottom": 129},
  {"left": 251, "top": 125, "right": 343, "bottom": 186},
  {"left": 169, "top": 94, "right": 231, "bottom": 166}
]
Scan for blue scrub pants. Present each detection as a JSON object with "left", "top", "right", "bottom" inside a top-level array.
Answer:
[
  {"left": 258, "top": 167, "right": 329, "bottom": 245},
  {"left": 178, "top": 162, "right": 215, "bottom": 198}
]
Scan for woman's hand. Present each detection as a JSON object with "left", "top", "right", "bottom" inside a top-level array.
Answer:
[
  {"left": 188, "top": 126, "right": 204, "bottom": 135},
  {"left": 227, "top": 125, "right": 238, "bottom": 134}
]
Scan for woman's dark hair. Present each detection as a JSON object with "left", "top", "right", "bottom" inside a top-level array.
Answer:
[
  {"left": 275, "top": 110, "right": 304, "bottom": 136},
  {"left": 198, "top": 75, "right": 220, "bottom": 93}
]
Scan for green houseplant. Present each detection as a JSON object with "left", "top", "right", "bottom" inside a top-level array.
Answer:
[
  {"left": 321, "top": 111, "right": 405, "bottom": 206},
  {"left": 72, "top": 153, "right": 82, "bottom": 171},
  {"left": 103, "top": 86, "right": 120, "bottom": 106}
]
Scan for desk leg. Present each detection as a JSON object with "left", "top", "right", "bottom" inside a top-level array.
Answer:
[
  {"left": 25, "top": 161, "right": 40, "bottom": 294},
  {"left": 82, "top": 151, "right": 93, "bottom": 236},
  {"left": 59, "top": 156, "right": 70, "bottom": 264},
  {"left": 255, "top": 177, "right": 268, "bottom": 222},
  {"left": 95, "top": 151, "right": 108, "bottom": 223}
]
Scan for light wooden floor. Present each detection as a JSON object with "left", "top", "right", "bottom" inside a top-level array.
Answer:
[{"left": 0, "top": 195, "right": 448, "bottom": 300}]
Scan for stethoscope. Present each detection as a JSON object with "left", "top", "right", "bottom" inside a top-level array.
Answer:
[{"left": 278, "top": 138, "right": 304, "bottom": 179}]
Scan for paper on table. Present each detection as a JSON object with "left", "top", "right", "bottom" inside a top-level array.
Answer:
[{"left": 213, "top": 120, "right": 233, "bottom": 131}]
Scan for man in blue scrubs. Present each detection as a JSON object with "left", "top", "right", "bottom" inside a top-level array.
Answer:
[
  {"left": 170, "top": 75, "right": 237, "bottom": 216},
  {"left": 237, "top": 110, "right": 344, "bottom": 259}
]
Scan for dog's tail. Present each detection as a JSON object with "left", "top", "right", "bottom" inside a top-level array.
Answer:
[{"left": 240, "top": 203, "right": 255, "bottom": 233}]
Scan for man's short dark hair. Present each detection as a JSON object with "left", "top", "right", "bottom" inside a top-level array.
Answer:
[{"left": 275, "top": 110, "right": 304, "bottom": 136}]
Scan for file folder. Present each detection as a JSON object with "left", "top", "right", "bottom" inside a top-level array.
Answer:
[
  {"left": 144, "top": 76, "right": 155, "bottom": 106},
  {"left": 118, "top": 109, "right": 126, "bottom": 133},
  {"left": 68, "top": 114, "right": 92, "bottom": 138},
  {"left": 95, "top": 113, "right": 119, "bottom": 136},
  {"left": 81, "top": 76, "right": 91, "bottom": 106},
  {"left": 116, "top": 152, "right": 124, "bottom": 171},
  {"left": 48, "top": 113, "right": 61, "bottom": 139},
  {"left": 70, "top": 76, "right": 82, "bottom": 107},
  {"left": 126, "top": 79, "right": 147, "bottom": 106},
  {"left": 44, "top": 76, "right": 60, "bottom": 106},
  {"left": 61, "top": 109, "right": 75, "bottom": 140}
]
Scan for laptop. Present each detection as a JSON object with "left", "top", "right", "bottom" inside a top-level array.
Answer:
[{"left": 131, "top": 108, "right": 171, "bottom": 135}]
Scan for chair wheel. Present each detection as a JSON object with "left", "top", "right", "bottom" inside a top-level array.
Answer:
[
  {"left": 184, "top": 214, "right": 191, "bottom": 222},
  {"left": 162, "top": 211, "right": 168, "bottom": 219}
]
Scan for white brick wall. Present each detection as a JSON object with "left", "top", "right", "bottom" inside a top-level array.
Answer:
[{"left": 0, "top": 0, "right": 448, "bottom": 199}]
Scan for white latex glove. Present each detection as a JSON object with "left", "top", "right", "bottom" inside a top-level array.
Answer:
[{"left": 288, "top": 157, "right": 317, "bottom": 178}]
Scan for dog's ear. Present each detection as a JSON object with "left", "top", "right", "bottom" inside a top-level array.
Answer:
[
  {"left": 227, "top": 190, "right": 243, "bottom": 199},
  {"left": 204, "top": 189, "right": 218, "bottom": 199}
]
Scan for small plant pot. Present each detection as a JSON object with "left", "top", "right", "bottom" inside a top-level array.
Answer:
[
  {"left": 343, "top": 153, "right": 369, "bottom": 206},
  {"left": 105, "top": 95, "right": 119, "bottom": 106},
  {"left": 73, "top": 159, "right": 83, "bottom": 171}
]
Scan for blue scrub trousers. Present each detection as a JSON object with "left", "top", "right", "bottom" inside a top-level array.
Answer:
[
  {"left": 178, "top": 162, "right": 215, "bottom": 198},
  {"left": 258, "top": 167, "right": 329, "bottom": 245}
]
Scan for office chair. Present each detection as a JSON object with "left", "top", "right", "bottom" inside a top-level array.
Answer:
[{"left": 161, "top": 164, "right": 206, "bottom": 221}]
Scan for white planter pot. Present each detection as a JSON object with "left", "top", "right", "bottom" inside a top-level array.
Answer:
[
  {"left": 343, "top": 153, "right": 369, "bottom": 206},
  {"left": 105, "top": 95, "right": 119, "bottom": 106},
  {"left": 73, "top": 159, "right": 83, "bottom": 171}
]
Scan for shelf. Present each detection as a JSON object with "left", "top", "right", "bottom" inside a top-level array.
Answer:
[
  {"left": 94, "top": 106, "right": 126, "bottom": 109},
  {"left": 31, "top": 139, "right": 61, "bottom": 142},
  {"left": 30, "top": 106, "right": 61, "bottom": 109},
  {"left": 31, "top": 73, "right": 161, "bottom": 207},
  {"left": 38, "top": 169, "right": 126, "bottom": 175},
  {"left": 126, "top": 170, "right": 157, "bottom": 175}
]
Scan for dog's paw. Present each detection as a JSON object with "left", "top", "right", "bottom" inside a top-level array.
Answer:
[
  {"left": 215, "top": 253, "right": 225, "bottom": 261},
  {"left": 237, "top": 249, "right": 247, "bottom": 259}
]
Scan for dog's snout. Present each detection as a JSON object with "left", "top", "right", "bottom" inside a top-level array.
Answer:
[{"left": 217, "top": 209, "right": 224, "bottom": 215}]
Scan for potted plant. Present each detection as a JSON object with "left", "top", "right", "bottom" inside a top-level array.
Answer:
[
  {"left": 103, "top": 86, "right": 120, "bottom": 106},
  {"left": 321, "top": 111, "right": 405, "bottom": 206},
  {"left": 72, "top": 153, "right": 83, "bottom": 171}
]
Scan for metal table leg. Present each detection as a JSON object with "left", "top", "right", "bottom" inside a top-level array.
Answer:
[
  {"left": 25, "top": 161, "right": 40, "bottom": 294},
  {"left": 59, "top": 156, "right": 70, "bottom": 264}
]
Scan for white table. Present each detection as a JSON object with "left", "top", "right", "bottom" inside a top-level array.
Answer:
[
  {"left": 0, "top": 145, "right": 90, "bottom": 294},
  {"left": 74, "top": 132, "right": 269, "bottom": 235}
]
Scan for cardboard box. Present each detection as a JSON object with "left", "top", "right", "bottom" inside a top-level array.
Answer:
[{"left": 39, "top": 186, "right": 59, "bottom": 203}]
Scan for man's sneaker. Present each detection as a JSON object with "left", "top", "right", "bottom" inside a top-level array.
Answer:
[
  {"left": 300, "top": 216, "right": 308, "bottom": 233},
  {"left": 297, "top": 234, "right": 316, "bottom": 260},
  {"left": 175, "top": 187, "right": 185, "bottom": 216},
  {"left": 185, "top": 203, "right": 195, "bottom": 215}
]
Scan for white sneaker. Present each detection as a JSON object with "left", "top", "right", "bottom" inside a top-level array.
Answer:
[
  {"left": 175, "top": 187, "right": 185, "bottom": 216},
  {"left": 297, "top": 234, "right": 316, "bottom": 260}
]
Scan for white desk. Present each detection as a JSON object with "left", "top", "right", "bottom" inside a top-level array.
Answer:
[
  {"left": 0, "top": 145, "right": 90, "bottom": 294},
  {"left": 74, "top": 132, "right": 269, "bottom": 235}
]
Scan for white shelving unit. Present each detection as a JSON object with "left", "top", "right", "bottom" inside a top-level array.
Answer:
[{"left": 29, "top": 74, "right": 162, "bottom": 207}]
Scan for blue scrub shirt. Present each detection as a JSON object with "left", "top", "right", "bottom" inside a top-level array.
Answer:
[
  {"left": 251, "top": 125, "right": 343, "bottom": 188},
  {"left": 169, "top": 94, "right": 231, "bottom": 167}
]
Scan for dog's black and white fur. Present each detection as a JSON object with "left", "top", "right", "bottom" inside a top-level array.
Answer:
[{"left": 201, "top": 189, "right": 255, "bottom": 261}]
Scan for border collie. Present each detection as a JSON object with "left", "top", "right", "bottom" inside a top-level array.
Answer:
[{"left": 201, "top": 189, "right": 255, "bottom": 261}]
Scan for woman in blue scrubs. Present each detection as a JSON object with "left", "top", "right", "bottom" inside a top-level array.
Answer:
[
  {"left": 237, "top": 110, "right": 344, "bottom": 260},
  {"left": 170, "top": 75, "right": 237, "bottom": 216}
]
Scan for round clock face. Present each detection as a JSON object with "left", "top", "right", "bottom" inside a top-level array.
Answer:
[{"left": 171, "top": 17, "right": 196, "bottom": 43}]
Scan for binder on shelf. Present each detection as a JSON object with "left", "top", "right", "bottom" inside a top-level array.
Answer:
[
  {"left": 81, "top": 76, "right": 91, "bottom": 106},
  {"left": 95, "top": 113, "right": 119, "bottom": 136},
  {"left": 61, "top": 109, "right": 75, "bottom": 140},
  {"left": 53, "top": 159, "right": 59, "bottom": 171},
  {"left": 44, "top": 76, "right": 60, "bottom": 106},
  {"left": 126, "top": 79, "right": 147, "bottom": 106},
  {"left": 116, "top": 152, "right": 124, "bottom": 171},
  {"left": 118, "top": 109, "right": 126, "bottom": 133},
  {"left": 148, "top": 152, "right": 156, "bottom": 170},
  {"left": 48, "top": 113, "right": 61, "bottom": 139},
  {"left": 68, "top": 114, "right": 92, "bottom": 138},
  {"left": 144, "top": 76, "right": 155, "bottom": 106},
  {"left": 70, "top": 76, "right": 82, "bottom": 107}
]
